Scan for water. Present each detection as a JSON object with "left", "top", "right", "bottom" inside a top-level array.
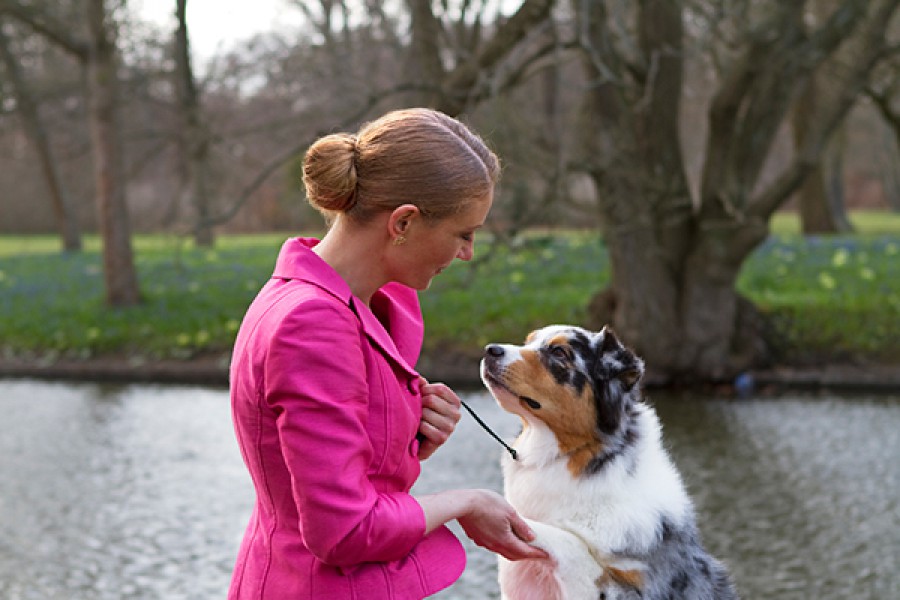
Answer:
[{"left": 0, "top": 380, "right": 897, "bottom": 599}]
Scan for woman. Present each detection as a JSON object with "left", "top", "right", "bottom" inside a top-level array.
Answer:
[{"left": 228, "top": 108, "right": 545, "bottom": 599}]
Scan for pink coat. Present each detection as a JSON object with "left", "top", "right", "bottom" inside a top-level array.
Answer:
[{"left": 228, "top": 238, "right": 465, "bottom": 599}]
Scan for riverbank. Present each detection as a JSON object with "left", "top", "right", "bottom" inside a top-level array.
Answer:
[{"left": 2, "top": 352, "right": 899, "bottom": 394}]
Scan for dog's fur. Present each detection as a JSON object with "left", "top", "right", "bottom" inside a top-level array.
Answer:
[{"left": 480, "top": 325, "right": 738, "bottom": 600}]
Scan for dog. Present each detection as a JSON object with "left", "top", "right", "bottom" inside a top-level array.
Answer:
[{"left": 480, "top": 325, "right": 738, "bottom": 600}]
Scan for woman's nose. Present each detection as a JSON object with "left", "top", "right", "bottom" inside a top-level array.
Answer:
[{"left": 457, "top": 240, "right": 474, "bottom": 261}]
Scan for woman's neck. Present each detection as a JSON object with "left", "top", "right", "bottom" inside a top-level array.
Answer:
[{"left": 313, "top": 217, "right": 388, "bottom": 305}]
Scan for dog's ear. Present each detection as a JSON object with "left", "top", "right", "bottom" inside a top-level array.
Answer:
[
  {"left": 595, "top": 327, "right": 644, "bottom": 392},
  {"left": 591, "top": 328, "right": 645, "bottom": 435}
]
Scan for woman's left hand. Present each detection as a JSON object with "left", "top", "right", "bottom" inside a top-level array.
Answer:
[{"left": 417, "top": 377, "right": 462, "bottom": 460}]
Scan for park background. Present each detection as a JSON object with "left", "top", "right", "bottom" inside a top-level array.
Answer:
[
  {"left": 1, "top": 2, "right": 899, "bottom": 600},
  {"left": 1, "top": 0, "right": 900, "bottom": 387}
]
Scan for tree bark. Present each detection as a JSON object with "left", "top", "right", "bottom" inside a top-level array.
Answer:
[
  {"left": 867, "top": 77, "right": 900, "bottom": 211},
  {"left": 86, "top": 0, "right": 140, "bottom": 306},
  {"left": 581, "top": 0, "right": 899, "bottom": 381},
  {"left": 794, "top": 76, "right": 852, "bottom": 234},
  {"left": 0, "top": 19, "right": 82, "bottom": 251},
  {"left": 174, "top": 0, "right": 213, "bottom": 246},
  {"left": 404, "top": 0, "right": 445, "bottom": 107}
]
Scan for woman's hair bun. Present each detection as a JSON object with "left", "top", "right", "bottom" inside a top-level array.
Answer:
[{"left": 302, "top": 133, "right": 359, "bottom": 213}]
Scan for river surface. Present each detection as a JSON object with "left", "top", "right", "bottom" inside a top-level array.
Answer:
[{"left": 0, "top": 379, "right": 897, "bottom": 599}]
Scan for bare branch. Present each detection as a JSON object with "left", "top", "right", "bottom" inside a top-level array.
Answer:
[
  {"left": 194, "top": 82, "right": 443, "bottom": 232},
  {"left": 749, "top": 0, "right": 900, "bottom": 220},
  {"left": 437, "top": 0, "right": 555, "bottom": 115},
  {"left": 0, "top": 0, "right": 88, "bottom": 58}
]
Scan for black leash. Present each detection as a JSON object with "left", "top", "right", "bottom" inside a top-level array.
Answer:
[{"left": 460, "top": 399, "right": 518, "bottom": 460}]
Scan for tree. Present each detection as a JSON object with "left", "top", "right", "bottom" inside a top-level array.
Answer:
[
  {"left": 866, "top": 49, "right": 900, "bottom": 212},
  {"left": 577, "top": 0, "right": 899, "bottom": 381},
  {"left": 2, "top": 0, "right": 141, "bottom": 305},
  {"left": 202, "top": 0, "right": 558, "bottom": 226},
  {"left": 173, "top": 0, "right": 213, "bottom": 246},
  {"left": 0, "top": 17, "right": 82, "bottom": 251},
  {"left": 793, "top": 79, "right": 853, "bottom": 234}
]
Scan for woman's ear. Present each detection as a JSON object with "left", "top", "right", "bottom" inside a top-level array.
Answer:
[{"left": 388, "top": 204, "right": 420, "bottom": 241}]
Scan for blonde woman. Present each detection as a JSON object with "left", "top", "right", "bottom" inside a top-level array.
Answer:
[{"left": 228, "top": 108, "right": 545, "bottom": 600}]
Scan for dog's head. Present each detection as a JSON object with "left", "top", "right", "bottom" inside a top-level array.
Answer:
[{"left": 480, "top": 325, "right": 644, "bottom": 471}]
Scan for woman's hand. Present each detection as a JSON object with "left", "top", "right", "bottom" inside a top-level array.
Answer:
[
  {"left": 417, "top": 490, "right": 548, "bottom": 562},
  {"left": 417, "top": 377, "right": 461, "bottom": 460}
]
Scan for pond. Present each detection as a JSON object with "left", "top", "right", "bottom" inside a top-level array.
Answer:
[{"left": 0, "top": 379, "right": 897, "bottom": 599}]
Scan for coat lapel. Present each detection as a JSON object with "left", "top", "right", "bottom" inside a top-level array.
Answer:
[
  {"left": 272, "top": 237, "right": 422, "bottom": 377},
  {"left": 351, "top": 297, "right": 419, "bottom": 376}
]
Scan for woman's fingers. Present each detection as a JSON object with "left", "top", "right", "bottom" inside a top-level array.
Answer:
[
  {"left": 457, "top": 491, "right": 549, "bottom": 561},
  {"left": 416, "top": 378, "right": 462, "bottom": 458}
]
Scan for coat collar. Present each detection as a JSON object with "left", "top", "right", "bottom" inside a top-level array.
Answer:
[{"left": 272, "top": 237, "right": 423, "bottom": 374}]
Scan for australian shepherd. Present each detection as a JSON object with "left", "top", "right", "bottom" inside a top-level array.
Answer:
[{"left": 480, "top": 325, "right": 738, "bottom": 600}]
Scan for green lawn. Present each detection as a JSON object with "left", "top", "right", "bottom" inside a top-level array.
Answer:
[{"left": 1, "top": 211, "right": 898, "bottom": 364}]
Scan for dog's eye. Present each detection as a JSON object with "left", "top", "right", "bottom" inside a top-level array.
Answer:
[{"left": 548, "top": 345, "right": 573, "bottom": 361}]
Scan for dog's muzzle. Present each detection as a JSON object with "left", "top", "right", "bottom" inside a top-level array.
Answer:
[{"left": 481, "top": 344, "right": 507, "bottom": 385}]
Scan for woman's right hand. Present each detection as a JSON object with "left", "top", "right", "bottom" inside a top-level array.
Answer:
[
  {"left": 417, "top": 489, "right": 548, "bottom": 561},
  {"left": 455, "top": 490, "right": 549, "bottom": 561}
]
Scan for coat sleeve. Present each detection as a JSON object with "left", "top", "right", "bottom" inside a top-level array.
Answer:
[{"left": 264, "top": 296, "right": 426, "bottom": 567}]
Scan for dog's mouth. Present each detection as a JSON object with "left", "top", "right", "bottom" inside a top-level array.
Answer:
[{"left": 482, "top": 369, "right": 542, "bottom": 410}]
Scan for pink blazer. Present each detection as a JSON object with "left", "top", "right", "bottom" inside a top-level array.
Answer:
[{"left": 228, "top": 238, "right": 465, "bottom": 599}]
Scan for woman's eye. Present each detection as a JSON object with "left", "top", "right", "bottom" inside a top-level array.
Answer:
[{"left": 461, "top": 233, "right": 474, "bottom": 242}]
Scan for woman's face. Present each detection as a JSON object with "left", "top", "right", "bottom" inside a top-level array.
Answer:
[{"left": 391, "top": 193, "right": 493, "bottom": 290}]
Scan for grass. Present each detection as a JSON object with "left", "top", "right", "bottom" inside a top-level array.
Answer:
[
  {"left": 0, "top": 234, "right": 287, "bottom": 361},
  {"left": 1, "top": 211, "right": 898, "bottom": 365}
]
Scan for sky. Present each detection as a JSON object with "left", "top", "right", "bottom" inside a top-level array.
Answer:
[{"left": 134, "top": 0, "right": 304, "bottom": 62}]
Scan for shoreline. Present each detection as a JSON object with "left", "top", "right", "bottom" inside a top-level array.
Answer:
[{"left": 1, "top": 354, "right": 899, "bottom": 395}]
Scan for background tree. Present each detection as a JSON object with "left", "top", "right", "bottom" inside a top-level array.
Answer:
[
  {"left": 576, "top": 0, "right": 899, "bottom": 381},
  {"left": 867, "top": 48, "right": 900, "bottom": 211},
  {"left": 0, "top": 17, "right": 82, "bottom": 251},
  {"left": 1, "top": 0, "right": 140, "bottom": 305},
  {"left": 793, "top": 80, "right": 853, "bottom": 234},
  {"left": 173, "top": 0, "right": 213, "bottom": 246}
]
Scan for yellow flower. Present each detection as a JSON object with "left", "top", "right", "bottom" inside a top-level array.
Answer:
[
  {"left": 831, "top": 248, "right": 849, "bottom": 268},
  {"left": 818, "top": 272, "right": 836, "bottom": 290}
]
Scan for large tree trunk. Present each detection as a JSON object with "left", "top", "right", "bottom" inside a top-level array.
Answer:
[
  {"left": 580, "top": 0, "right": 897, "bottom": 381},
  {"left": 0, "top": 20, "right": 82, "bottom": 252},
  {"left": 86, "top": 0, "right": 140, "bottom": 306},
  {"left": 579, "top": 0, "right": 704, "bottom": 379},
  {"left": 174, "top": 0, "right": 213, "bottom": 247}
]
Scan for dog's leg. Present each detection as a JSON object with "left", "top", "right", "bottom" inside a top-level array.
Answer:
[{"left": 499, "top": 519, "right": 605, "bottom": 600}]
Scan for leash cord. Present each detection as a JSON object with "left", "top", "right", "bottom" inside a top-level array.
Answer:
[{"left": 460, "top": 399, "right": 518, "bottom": 460}]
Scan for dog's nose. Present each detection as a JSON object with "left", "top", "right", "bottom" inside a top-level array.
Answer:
[{"left": 485, "top": 344, "right": 504, "bottom": 358}]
